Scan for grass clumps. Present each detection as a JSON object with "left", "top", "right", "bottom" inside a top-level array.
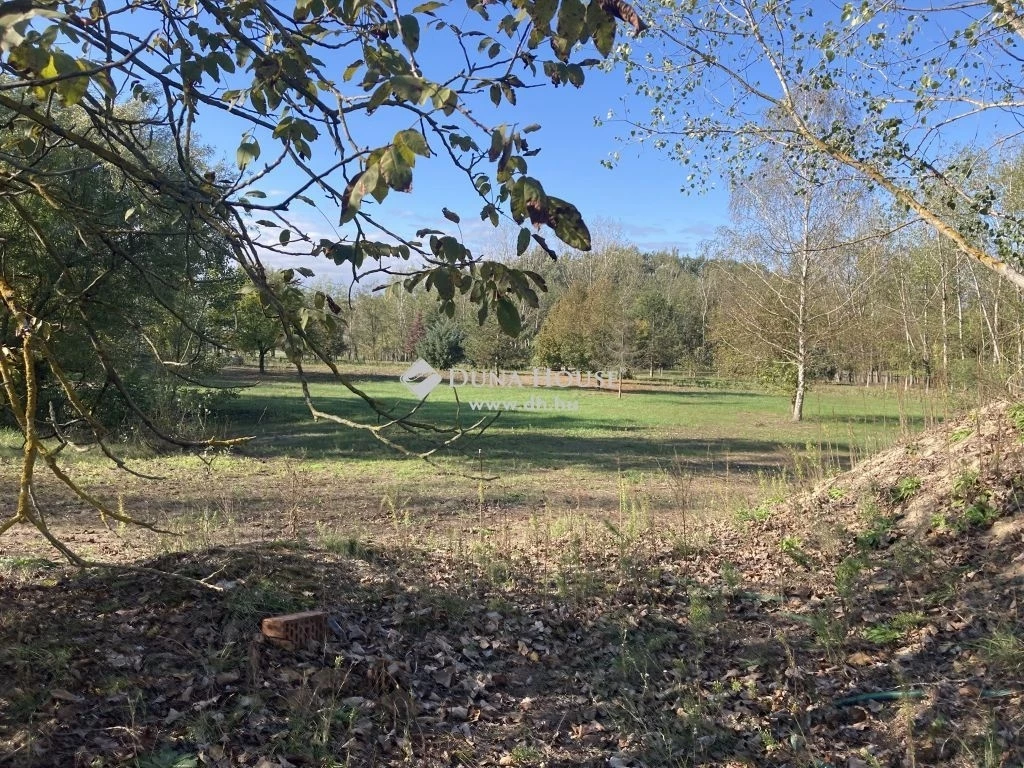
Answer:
[
  {"left": 861, "top": 612, "right": 926, "bottom": 645},
  {"left": 887, "top": 475, "right": 922, "bottom": 504},
  {"left": 976, "top": 627, "right": 1024, "bottom": 676}
]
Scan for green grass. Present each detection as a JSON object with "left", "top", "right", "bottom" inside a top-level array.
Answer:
[
  {"left": 0, "top": 366, "right": 954, "bottom": 546},
  {"left": 0, "top": 367, "right": 948, "bottom": 481},
  {"left": 204, "top": 367, "right": 947, "bottom": 478}
]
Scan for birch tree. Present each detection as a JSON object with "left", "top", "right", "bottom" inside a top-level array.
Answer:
[
  {"left": 711, "top": 157, "right": 867, "bottom": 420},
  {"left": 615, "top": 0, "right": 1024, "bottom": 290}
]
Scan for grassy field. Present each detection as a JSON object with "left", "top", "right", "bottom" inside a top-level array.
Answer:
[
  {"left": 0, "top": 363, "right": 958, "bottom": 557},
  {"left": 203, "top": 364, "right": 955, "bottom": 514},
  {"left": 219, "top": 365, "right": 952, "bottom": 475}
]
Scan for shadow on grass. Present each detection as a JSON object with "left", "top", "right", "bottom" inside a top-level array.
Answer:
[{"left": 219, "top": 384, "right": 926, "bottom": 475}]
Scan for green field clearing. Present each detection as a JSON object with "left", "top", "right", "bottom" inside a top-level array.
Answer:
[
  {"left": 218, "top": 365, "right": 951, "bottom": 477},
  {"left": 0, "top": 364, "right": 963, "bottom": 560}
]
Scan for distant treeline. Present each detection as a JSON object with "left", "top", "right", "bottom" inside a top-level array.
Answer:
[{"left": 324, "top": 237, "right": 1022, "bottom": 395}]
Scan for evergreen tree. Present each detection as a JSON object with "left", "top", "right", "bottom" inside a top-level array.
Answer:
[{"left": 417, "top": 318, "right": 467, "bottom": 370}]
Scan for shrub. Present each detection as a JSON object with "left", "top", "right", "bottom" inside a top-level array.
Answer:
[{"left": 416, "top": 318, "right": 466, "bottom": 369}]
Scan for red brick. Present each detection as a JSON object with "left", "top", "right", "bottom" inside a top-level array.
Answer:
[{"left": 261, "top": 610, "right": 327, "bottom": 650}]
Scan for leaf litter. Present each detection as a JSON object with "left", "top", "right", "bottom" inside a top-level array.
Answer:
[{"left": 1, "top": 403, "right": 1023, "bottom": 766}]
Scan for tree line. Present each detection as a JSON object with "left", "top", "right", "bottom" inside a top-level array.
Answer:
[
  {"left": 10, "top": 98, "right": 1015, "bottom": 436},
  {"left": 318, "top": 148, "right": 1024, "bottom": 421}
]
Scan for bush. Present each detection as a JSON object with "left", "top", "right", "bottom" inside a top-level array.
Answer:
[
  {"left": 416, "top": 318, "right": 466, "bottom": 369},
  {"left": 755, "top": 360, "right": 798, "bottom": 394}
]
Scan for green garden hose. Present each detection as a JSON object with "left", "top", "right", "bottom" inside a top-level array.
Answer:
[{"left": 834, "top": 688, "right": 1018, "bottom": 707}]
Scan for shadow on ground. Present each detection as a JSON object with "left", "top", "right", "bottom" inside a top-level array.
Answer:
[{"left": 2, "top": 515, "right": 1021, "bottom": 768}]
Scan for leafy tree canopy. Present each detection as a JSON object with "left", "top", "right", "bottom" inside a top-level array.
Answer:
[
  {"left": 0, "top": 0, "right": 648, "bottom": 554},
  {"left": 0, "top": 0, "right": 649, "bottom": 329},
  {"left": 614, "top": 0, "right": 1024, "bottom": 290}
]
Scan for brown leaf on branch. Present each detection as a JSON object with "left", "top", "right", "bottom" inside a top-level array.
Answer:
[
  {"left": 525, "top": 199, "right": 552, "bottom": 229},
  {"left": 340, "top": 171, "right": 363, "bottom": 219},
  {"left": 599, "top": 0, "right": 649, "bottom": 34}
]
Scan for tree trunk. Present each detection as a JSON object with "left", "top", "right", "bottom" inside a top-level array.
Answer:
[
  {"left": 968, "top": 260, "right": 1002, "bottom": 365},
  {"left": 792, "top": 357, "right": 806, "bottom": 422},
  {"left": 994, "top": 280, "right": 1003, "bottom": 366},
  {"left": 259, "top": 348, "right": 267, "bottom": 373},
  {"left": 1017, "top": 302, "right": 1023, "bottom": 371},
  {"left": 792, "top": 203, "right": 810, "bottom": 422},
  {"left": 956, "top": 258, "right": 965, "bottom": 360},
  {"left": 940, "top": 266, "right": 949, "bottom": 382}
]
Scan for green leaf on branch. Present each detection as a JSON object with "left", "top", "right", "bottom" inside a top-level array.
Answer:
[
  {"left": 587, "top": 0, "right": 616, "bottom": 56},
  {"left": 47, "top": 53, "right": 92, "bottom": 105},
  {"left": 488, "top": 127, "right": 506, "bottom": 162},
  {"left": 389, "top": 75, "right": 425, "bottom": 102},
  {"left": 40, "top": 55, "right": 60, "bottom": 79},
  {"left": 380, "top": 145, "right": 413, "bottom": 192},
  {"left": 550, "top": 35, "right": 572, "bottom": 62},
  {"left": 367, "top": 82, "right": 392, "bottom": 112},
  {"left": 549, "top": 196, "right": 591, "bottom": 250},
  {"left": 343, "top": 165, "right": 380, "bottom": 218},
  {"left": 236, "top": 139, "right": 260, "bottom": 170},
  {"left": 495, "top": 296, "right": 522, "bottom": 337},
  {"left": 524, "top": 269, "right": 548, "bottom": 291},
  {"left": 516, "top": 226, "right": 531, "bottom": 255},
  {"left": 529, "top": 0, "right": 558, "bottom": 32},
  {"left": 394, "top": 128, "right": 430, "bottom": 157},
  {"left": 556, "top": 0, "right": 587, "bottom": 45},
  {"left": 430, "top": 86, "right": 457, "bottom": 114},
  {"left": 509, "top": 176, "right": 548, "bottom": 224},
  {"left": 399, "top": 15, "right": 420, "bottom": 52},
  {"left": 343, "top": 59, "right": 363, "bottom": 81},
  {"left": 326, "top": 242, "right": 358, "bottom": 265},
  {"left": 428, "top": 269, "right": 454, "bottom": 300},
  {"left": 509, "top": 270, "right": 540, "bottom": 307},
  {"left": 250, "top": 87, "right": 267, "bottom": 114},
  {"left": 532, "top": 233, "right": 558, "bottom": 259}
]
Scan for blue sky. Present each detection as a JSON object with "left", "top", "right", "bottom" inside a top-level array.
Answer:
[
  {"left": 173, "top": 1, "right": 1017, "bottom": 285},
  {"left": 470, "top": 65, "right": 731, "bottom": 251},
  {"left": 45, "top": 1, "right": 1021, "bottom": 285},
  {"left": 243, "top": 61, "right": 730, "bottom": 283},
  {"left": 166, "top": 13, "right": 732, "bottom": 282},
  {"left": 125, "top": 0, "right": 1014, "bottom": 289}
]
